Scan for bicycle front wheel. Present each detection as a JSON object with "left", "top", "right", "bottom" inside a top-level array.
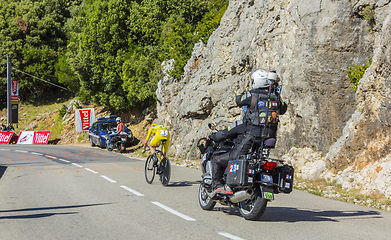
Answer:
[
  {"left": 159, "top": 157, "right": 171, "bottom": 186},
  {"left": 145, "top": 155, "right": 156, "bottom": 184}
]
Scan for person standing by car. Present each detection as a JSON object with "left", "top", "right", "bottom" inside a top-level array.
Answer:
[
  {"left": 0, "top": 122, "right": 5, "bottom": 131},
  {"left": 142, "top": 121, "right": 170, "bottom": 166},
  {"left": 6, "top": 123, "right": 15, "bottom": 131}
]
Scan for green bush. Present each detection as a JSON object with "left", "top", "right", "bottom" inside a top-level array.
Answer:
[
  {"left": 58, "top": 104, "right": 68, "bottom": 119},
  {"left": 345, "top": 59, "right": 372, "bottom": 91},
  {"left": 363, "top": 6, "right": 375, "bottom": 23}
]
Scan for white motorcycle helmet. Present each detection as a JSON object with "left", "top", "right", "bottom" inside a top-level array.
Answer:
[
  {"left": 116, "top": 117, "right": 121, "bottom": 122},
  {"left": 250, "top": 69, "right": 269, "bottom": 89}
]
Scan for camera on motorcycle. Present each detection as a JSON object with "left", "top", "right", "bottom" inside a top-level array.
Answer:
[{"left": 208, "top": 123, "right": 215, "bottom": 130}]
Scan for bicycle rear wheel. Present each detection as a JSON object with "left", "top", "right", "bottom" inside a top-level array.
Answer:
[
  {"left": 159, "top": 157, "right": 171, "bottom": 186},
  {"left": 145, "top": 155, "right": 156, "bottom": 184}
]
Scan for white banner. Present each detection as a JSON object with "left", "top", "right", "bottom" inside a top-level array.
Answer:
[
  {"left": 17, "top": 131, "right": 34, "bottom": 144},
  {"left": 17, "top": 131, "right": 51, "bottom": 144},
  {"left": 75, "top": 108, "right": 95, "bottom": 132}
]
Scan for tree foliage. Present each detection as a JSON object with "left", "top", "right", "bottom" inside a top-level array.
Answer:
[
  {"left": 0, "top": 0, "right": 82, "bottom": 101},
  {"left": 0, "top": 0, "right": 228, "bottom": 109}
]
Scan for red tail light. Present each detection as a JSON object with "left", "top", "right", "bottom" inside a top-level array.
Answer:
[{"left": 262, "top": 161, "right": 277, "bottom": 170}]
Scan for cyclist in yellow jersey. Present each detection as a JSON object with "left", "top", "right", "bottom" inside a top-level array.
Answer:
[{"left": 142, "top": 122, "right": 170, "bottom": 163}]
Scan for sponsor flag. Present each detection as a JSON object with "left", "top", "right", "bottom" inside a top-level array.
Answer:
[
  {"left": 0, "top": 131, "right": 14, "bottom": 144},
  {"left": 17, "top": 131, "right": 51, "bottom": 145},
  {"left": 75, "top": 108, "right": 95, "bottom": 132},
  {"left": 11, "top": 80, "right": 18, "bottom": 101}
]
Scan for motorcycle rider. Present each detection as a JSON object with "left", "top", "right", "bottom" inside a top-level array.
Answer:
[
  {"left": 211, "top": 69, "right": 287, "bottom": 195},
  {"left": 142, "top": 121, "right": 170, "bottom": 171},
  {"left": 108, "top": 117, "right": 124, "bottom": 147}
]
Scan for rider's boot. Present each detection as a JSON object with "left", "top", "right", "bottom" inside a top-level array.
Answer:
[{"left": 213, "top": 184, "right": 233, "bottom": 196}]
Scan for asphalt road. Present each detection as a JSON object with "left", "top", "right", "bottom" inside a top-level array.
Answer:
[{"left": 1, "top": 145, "right": 391, "bottom": 240}]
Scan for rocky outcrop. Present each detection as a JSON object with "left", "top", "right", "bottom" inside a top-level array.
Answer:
[{"left": 156, "top": 0, "right": 391, "bottom": 195}]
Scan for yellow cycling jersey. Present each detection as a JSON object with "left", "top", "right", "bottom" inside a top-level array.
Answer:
[
  {"left": 146, "top": 124, "right": 170, "bottom": 152},
  {"left": 146, "top": 124, "right": 169, "bottom": 141}
]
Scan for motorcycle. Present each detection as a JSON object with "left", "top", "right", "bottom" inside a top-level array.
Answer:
[
  {"left": 197, "top": 123, "right": 294, "bottom": 221},
  {"left": 106, "top": 129, "right": 132, "bottom": 153}
]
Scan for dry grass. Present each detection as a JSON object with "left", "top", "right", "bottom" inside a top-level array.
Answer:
[{"left": 294, "top": 176, "right": 391, "bottom": 212}]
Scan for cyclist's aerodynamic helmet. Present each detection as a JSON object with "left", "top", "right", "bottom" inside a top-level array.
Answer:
[
  {"left": 152, "top": 120, "right": 162, "bottom": 127},
  {"left": 250, "top": 69, "right": 269, "bottom": 89},
  {"left": 116, "top": 117, "right": 121, "bottom": 122}
]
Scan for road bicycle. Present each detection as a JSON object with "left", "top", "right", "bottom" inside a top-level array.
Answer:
[{"left": 144, "top": 140, "right": 171, "bottom": 186}]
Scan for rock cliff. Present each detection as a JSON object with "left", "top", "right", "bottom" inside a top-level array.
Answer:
[{"left": 156, "top": 1, "right": 391, "bottom": 196}]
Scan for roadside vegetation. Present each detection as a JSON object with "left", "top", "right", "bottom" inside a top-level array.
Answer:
[
  {"left": 0, "top": 0, "right": 228, "bottom": 110},
  {"left": 346, "top": 59, "right": 372, "bottom": 91}
]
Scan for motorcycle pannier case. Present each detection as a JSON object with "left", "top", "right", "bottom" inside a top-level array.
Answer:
[
  {"left": 226, "top": 157, "right": 251, "bottom": 187},
  {"left": 278, "top": 165, "right": 294, "bottom": 193}
]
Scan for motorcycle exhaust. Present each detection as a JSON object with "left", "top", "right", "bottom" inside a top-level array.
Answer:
[{"left": 229, "top": 189, "right": 253, "bottom": 203}]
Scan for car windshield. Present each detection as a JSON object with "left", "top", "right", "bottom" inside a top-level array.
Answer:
[{"left": 99, "top": 121, "right": 117, "bottom": 131}]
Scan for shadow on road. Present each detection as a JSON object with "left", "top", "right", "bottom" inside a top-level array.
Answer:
[
  {"left": 0, "top": 203, "right": 112, "bottom": 220},
  {"left": 0, "top": 203, "right": 111, "bottom": 213},
  {"left": 0, "top": 166, "right": 7, "bottom": 179},
  {"left": 168, "top": 180, "right": 202, "bottom": 187},
  {"left": 0, "top": 212, "right": 77, "bottom": 219},
  {"left": 260, "top": 206, "right": 382, "bottom": 222},
  {"left": 207, "top": 206, "right": 382, "bottom": 222}
]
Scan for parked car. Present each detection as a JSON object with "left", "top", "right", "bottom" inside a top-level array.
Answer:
[{"left": 88, "top": 115, "right": 133, "bottom": 148}]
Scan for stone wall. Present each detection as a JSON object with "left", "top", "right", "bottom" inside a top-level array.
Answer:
[{"left": 157, "top": 0, "right": 389, "bottom": 158}]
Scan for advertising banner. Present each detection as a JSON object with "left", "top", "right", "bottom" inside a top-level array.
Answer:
[
  {"left": 11, "top": 80, "right": 18, "bottom": 101},
  {"left": 33, "top": 130, "right": 51, "bottom": 144},
  {"left": 75, "top": 108, "right": 95, "bottom": 132},
  {"left": 17, "top": 131, "right": 51, "bottom": 145},
  {"left": 11, "top": 80, "right": 19, "bottom": 123},
  {"left": 17, "top": 131, "right": 34, "bottom": 144},
  {"left": 0, "top": 131, "right": 14, "bottom": 144}
]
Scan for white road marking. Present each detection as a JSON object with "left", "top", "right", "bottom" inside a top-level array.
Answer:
[
  {"left": 151, "top": 202, "right": 196, "bottom": 221},
  {"left": 72, "top": 163, "right": 83, "bottom": 168},
  {"left": 218, "top": 232, "right": 245, "bottom": 240},
  {"left": 0, "top": 149, "right": 10, "bottom": 151},
  {"left": 30, "top": 152, "right": 42, "bottom": 155},
  {"left": 58, "top": 159, "right": 70, "bottom": 163},
  {"left": 15, "top": 150, "right": 28, "bottom": 153},
  {"left": 45, "top": 155, "right": 57, "bottom": 159},
  {"left": 120, "top": 186, "right": 144, "bottom": 196},
  {"left": 85, "top": 168, "right": 98, "bottom": 173},
  {"left": 100, "top": 175, "right": 116, "bottom": 183}
]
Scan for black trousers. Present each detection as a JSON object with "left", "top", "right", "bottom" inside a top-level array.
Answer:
[{"left": 212, "top": 133, "right": 260, "bottom": 188}]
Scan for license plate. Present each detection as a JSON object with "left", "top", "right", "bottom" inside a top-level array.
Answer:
[
  {"left": 261, "top": 174, "right": 273, "bottom": 183},
  {"left": 263, "top": 192, "right": 274, "bottom": 200}
]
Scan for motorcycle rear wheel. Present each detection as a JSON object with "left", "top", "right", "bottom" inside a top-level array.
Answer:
[
  {"left": 198, "top": 184, "right": 216, "bottom": 210},
  {"left": 159, "top": 157, "right": 171, "bottom": 186},
  {"left": 119, "top": 143, "right": 126, "bottom": 153},
  {"left": 145, "top": 155, "right": 156, "bottom": 184},
  {"left": 239, "top": 188, "right": 267, "bottom": 220}
]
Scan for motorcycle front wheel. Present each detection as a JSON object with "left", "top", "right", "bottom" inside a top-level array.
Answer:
[
  {"left": 198, "top": 184, "right": 216, "bottom": 210},
  {"left": 239, "top": 187, "right": 267, "bottom": 220}
]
